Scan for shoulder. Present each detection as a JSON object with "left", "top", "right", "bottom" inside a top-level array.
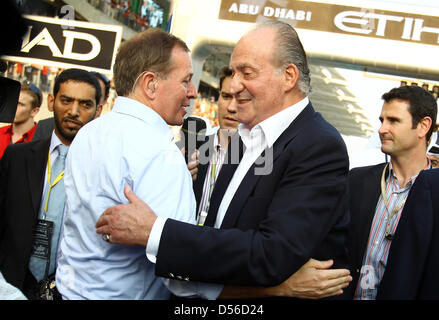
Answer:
[
  {"left": 349, "top": 163, "right": 386, "bottom": 180},
  {"left": 0, "top": 125, "right": 11, "bottom": 133},
  {"left": 416, "top": 169, "right": 439, "bottom": 189},
  {"left": 3, "top": 138, "right": 49, "bottom": 157}
]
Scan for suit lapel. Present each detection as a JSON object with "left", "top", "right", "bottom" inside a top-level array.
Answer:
[
  {"left": 221, "top": 103, "right": 316, "bottom": 228},
  {"left": 204, "top": 134, "right": 244, "bottom": 227},
  {"left": 26, "top": 139, "right": 50, "bottom": 217},
  {"left": 193, "top": 135, "right": 214, "bottom": 216},
  {"left": 357, "top": 163, "right": 388, "bottom": 265}
]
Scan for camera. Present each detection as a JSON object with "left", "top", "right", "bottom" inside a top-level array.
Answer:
[{"left": 0, "top": 0, "right": 28, "bottom": 123}]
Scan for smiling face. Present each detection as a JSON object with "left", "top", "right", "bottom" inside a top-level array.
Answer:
[
  {"left": 229, "top": 27, "right": 285, "bottom": 129},
  {"left": 154, "top": 46, "right": 197, "bottom": 126},
  {"left": 48, "top": 80, "right": 101, "bottom": 145}
]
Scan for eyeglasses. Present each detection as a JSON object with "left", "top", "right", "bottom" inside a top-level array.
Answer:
[{"left": 22, "top": 80, "right": 42, "bottom": 107}]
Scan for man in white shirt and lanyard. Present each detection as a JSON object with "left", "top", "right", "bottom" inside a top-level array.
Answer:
[
  {"left": 56, "top": 29, "right": 227, "bottom": 300},
  {"left": 0, "top": 68, "right": 102, "bottom": 299},
  {"left": 96, "top": 20, "right": 352, "bottom": 299},
  {"left": 346, "top": 85, "right": 437, "bottom": 299}
]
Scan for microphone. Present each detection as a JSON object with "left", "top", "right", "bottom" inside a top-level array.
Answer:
[{"left": 181, "top": 116, "right": 207, "bottom": 163}]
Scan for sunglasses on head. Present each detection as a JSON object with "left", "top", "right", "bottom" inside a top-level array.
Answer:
[{"left": 22, "top": 80, "right": 42, "bottom": 107}]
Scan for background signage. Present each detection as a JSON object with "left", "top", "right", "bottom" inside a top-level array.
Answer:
[
  {"left": 219, "top": 0, "right": 439, "bottom": 47},
  {"left": 2, "top": 15, "right": 123, "bottom": 73}
]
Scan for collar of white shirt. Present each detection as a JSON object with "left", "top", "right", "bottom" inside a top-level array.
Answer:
[
  {"left": 49, "top": 130, "right": 65, "bottom": 158},
  {"left": 237, "top": 97, "right": 309, "bottom": 149},
  {"left": 113, "top": 96, "right": 174, "bottom": 141}
]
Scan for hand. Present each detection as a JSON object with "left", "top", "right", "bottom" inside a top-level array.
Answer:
[
  {"left": 273, "top": 259, "right": 352, "bottom": 299},
  {"left": 95, "top": 185, "right": 157, "bottom": 246}
]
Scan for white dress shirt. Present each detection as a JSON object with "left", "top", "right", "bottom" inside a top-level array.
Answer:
[
  {"left": 147, "top": 97, "right": 309, "bottom": 294},
  {"left": 56, "top": 97, "right": 201, "bottom": 299}
]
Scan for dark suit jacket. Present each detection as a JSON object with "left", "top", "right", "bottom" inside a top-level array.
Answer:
[
  {"left": 344, "top": 162, "right": 388, "bottom": 297},
  {"left": 0, "top": 138, "right": 50, "bottom": 290},
  {"left": 193, "top": 134, "right": 215, "bottom": 217},
  {"left": 33, "top": 117, "right": 54, "bottom": 141},
  {"left": 155, "top": 103, "right": 350, "bottom": 286},
  {"left": 377, "top": 169, "right": 439, "bottom": 299}
]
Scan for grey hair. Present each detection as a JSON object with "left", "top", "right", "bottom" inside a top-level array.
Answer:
[{"left": 250, "top": 20, "right": 312, "bottom": 96}]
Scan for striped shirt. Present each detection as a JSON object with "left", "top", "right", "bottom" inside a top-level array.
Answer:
[
  {"left": 354, "top": 160, "right": 431, "bottom": 299},
  {"left": 197, "top": 130, "right": 227, "bottom": 225}
]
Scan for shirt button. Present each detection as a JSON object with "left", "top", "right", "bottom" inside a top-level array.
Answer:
[{"left": 375, "top": 241, "right": 379, "bottom": 245}]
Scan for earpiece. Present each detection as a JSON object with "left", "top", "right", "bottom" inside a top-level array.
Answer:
[{"left": 148, "top": 79, "right": 158, "bottom": 91}]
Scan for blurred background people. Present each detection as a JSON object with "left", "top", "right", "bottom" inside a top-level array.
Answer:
[{"left": 0, "top": 82, "right": 42, "bottom": 158}]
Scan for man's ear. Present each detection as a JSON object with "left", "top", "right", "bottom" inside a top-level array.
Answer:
[
  {"left": 94, "top": 104, "right": 103, "bottom": 119},
  {"left": 418, "top": 116, "right": 432, "bottom": 140},
  {"left": 47, "top": 93, "right": 54, "bottom": 112},
  {"left": 139, "top": 72, "right": 158, "bottom": 99},
  {"left": 30, "top": 107, "right": 40, "bottom": 118},
  {"left": 283, "top": 63, "right": 299, "bottom": 92}
]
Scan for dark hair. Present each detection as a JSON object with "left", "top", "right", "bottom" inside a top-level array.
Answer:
[
  {"left": 53, "top": 68, "right": 101, "bottom": 105},
  {"left": 113, "top": 28, "right": 189, "bottom": 96},
  {"left": 382, "top": 86, "right": 437, "bottom": 143},
  {"left": 91, "top": 72, "right": 110, "bottom": 100},
  {"left": 219, "top": 66, "right": 233, "bottom": 91}
]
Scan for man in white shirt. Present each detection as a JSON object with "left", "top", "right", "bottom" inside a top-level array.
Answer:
[
  {"left": 56, "top": 29, "right": 222, "bottom": 299},
  {"left": 96, "top": 20, "right": 352, "bottom": 299}
]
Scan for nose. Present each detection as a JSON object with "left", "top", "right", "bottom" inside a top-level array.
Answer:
[
  {"left": 229, "top": 73, "right": 244, "bottom": 95},
  {"left": 68, "top": 101, "right": 80, "bottom": 117},
  {"left": 187, "top": 81, "right": 197, "bottom": 99},
  {"left": 378, "top": 121, "right": 387, "bottom": 135},
  {"left": 227, "top": 97, "right": 238, "bottom": 114}
]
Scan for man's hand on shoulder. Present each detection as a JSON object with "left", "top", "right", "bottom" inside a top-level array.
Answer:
[{"left": 95, "top": 185, "right": 156, "bottom": 246}]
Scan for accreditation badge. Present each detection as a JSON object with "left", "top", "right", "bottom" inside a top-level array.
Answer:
[{"left": 30, "top": 219, "right": 54, "bottom": 259}]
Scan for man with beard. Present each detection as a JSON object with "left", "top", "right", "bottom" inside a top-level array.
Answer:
[{"left": 0, "top": 68, "right": 102, "bottom": 299}]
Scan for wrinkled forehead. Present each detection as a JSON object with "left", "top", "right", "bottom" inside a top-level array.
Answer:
[{"left": 231, "top": 28, "right": 276, "bottom": 69}]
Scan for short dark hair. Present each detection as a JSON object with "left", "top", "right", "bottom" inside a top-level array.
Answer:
[
  {"left": 53, "top": 68, "right": 101, "bottom": 105},
  {"left": 219, "top": 66, "right": 233, "bottom": 91},
  {"left": 91, "top": 72, "right": 110, "bottom": 100},
  {"left": 382, "top": 86, "right": 437, "bottom": 143}
]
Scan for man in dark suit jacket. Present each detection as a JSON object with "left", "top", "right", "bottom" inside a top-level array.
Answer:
[
  {"left": 0, "top": 68, "right": 102, "bottom": 299},
  {"left": 377, "top": 169, "right": 439, "bottom": 299},
  {"left": 33, "top": 117, "right": 55, "bottom": 141},
  {"left": 96, "top": 20, "right": 351, "bottom": 298},
  {"left": 346, "top": 85, "right": 437, "bottom": 299}
]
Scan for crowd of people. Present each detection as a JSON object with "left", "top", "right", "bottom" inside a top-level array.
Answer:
[
  {"left": 1, "top": 21, "right": 439, "bottom": 301},
  {"left": 87, "top": 0, "right": 165, "bottom": 32}
]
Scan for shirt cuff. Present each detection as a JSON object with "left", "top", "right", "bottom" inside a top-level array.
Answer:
[{"left": 146, "top": 216, "right": 167, "bottom": 263}]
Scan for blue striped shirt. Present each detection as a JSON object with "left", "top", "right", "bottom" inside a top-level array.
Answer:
[{"left": 354, "top": 160, "right": 430, "bottom": 299}]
